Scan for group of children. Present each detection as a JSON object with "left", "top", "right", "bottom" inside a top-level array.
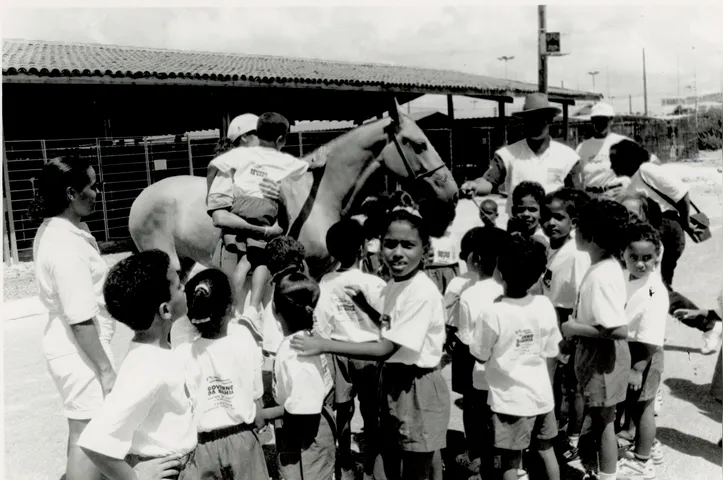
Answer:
[{"left": 72, "top": 175, "right": 673, "bottom": 480}]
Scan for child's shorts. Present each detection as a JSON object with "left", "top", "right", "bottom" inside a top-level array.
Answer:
[
  {"left": 424, "top": 264, "right": 460, "bottom": 294},
  {"left": 276, "top": 407, "right": 337, "bottom": 480},
  {"left": 491, "top": 410, "right": 558, "bottom": 451},
  {"left": 183, "top": 423, "right": 268, "bottom": 480},
  {"left": 380, "top": 363, "right": 450, "bottom": 453},
  {"left": 451, "top": 341, "right": 475, "bottom": 395},
  {"left": 231, "top": 195, "right": 278, "bottom": 227},
  {"left": 627, "top": 343, "right": 664, "bottom": 403},
  {"left": 575, "top": 337, "right": 631, "bottom": 408},
  {"left": 333, "top": 355, "right": 381, "bottom": 405}
]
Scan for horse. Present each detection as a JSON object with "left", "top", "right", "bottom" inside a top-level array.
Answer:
[{"left": 128, "top": 102, "right": 459, "bottom": 285}]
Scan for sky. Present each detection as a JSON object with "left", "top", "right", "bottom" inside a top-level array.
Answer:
[{"left": 2, "top": 3, "right": 723, "bottom": 115}]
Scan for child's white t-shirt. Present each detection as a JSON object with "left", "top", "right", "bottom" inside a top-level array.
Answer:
[
  {"left": 444, "top": 271, "right": 479, "bottom": 328},
  {"left": 315, "top": 269, "right": 386, "bottom": 343},
  {"left": 175, "top": 324, "right": 264, "bottom": 432},
  {"left": 207, "top": 146, "right": 309, "bottom": 208},
  {"left": 574, "top": 258, "right": 628, "bottom": 329},
  {"left": 624, "top": 162, "right": 688, "bottom": 214},
  {"left": 429, "top": 231, "right": 460, "bottom": 267},
  {"left": 473, "top": 295, "right": 562, "bottom": 416},
  {"left": 273, "top": 336, "right": 333, "bottom": 415},
  {"left": 625, "top": 272, "right": 669, "bottom": 347},
  {"left": 459, "top": 277, "right": 505, "bottom": 391},
  {"left": 542, "top": 231, "right": 592, "bottom": 310},
  {"left": 381, "top": 271, "right": 446, "bottom": 368},
  {"left": 77, "top": 343, "right": 197, "bottom": 459}
]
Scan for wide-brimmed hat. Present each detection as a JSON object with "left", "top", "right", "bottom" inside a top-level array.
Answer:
[
  {"left": 227, "top": 113, "right": 259, "bottom": 143},
  {"left": 590, "top": 102, "right": 615, "bottom": 118},
  {"left": 513, "top": 93, "right": 562, "bottom": 118}
]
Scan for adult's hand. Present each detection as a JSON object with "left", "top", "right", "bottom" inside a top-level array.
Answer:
[
  {"left": 460, "top": 180, "right": 479, "bottom": 196},
  {"left": 259, "top": 178, "right": 281, "bottom": 202},
  {"left": 134, "top": 455, "right": 183, "bottom": 480},
  {"left": 98, "top": 368, "right": 117, "bottom": 398}
]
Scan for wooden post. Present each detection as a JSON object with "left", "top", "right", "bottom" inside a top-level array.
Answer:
[
  {"left": 2, "top": 139, "right": 19, "bottom": 264},
  {"left": 562, "top": 104, "right": 569, "bottom": 142},
  {"left": 187, "top": 136, "right": 195, "bottom": 175},
  {"left": 538, "top": 5, "right": 548, "bottom": 93},
  {"left": 498, "top": 100, "right": 507, "bottom": 146},
  {"left": 298, "top": 132, "right": 304, "bottom": 157},
  {"left": 446, "top": 94, "right": 455, "bottom": 173},
  {"left": 41, "top": 139, "right": 48, "bottom": 163},
  {"left": 96, "top": 139, "right": 110, "bottom": 241},
  {"left": 143, "top": 138, "right": 152, "bottom": 186}
]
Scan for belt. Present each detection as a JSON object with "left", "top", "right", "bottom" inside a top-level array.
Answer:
[{"left": 198, "top": 422, "right": 255, "bottom": 444}]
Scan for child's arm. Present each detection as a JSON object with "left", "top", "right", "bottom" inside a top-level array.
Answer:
[
  {"left": 469, "top": 310, "right": 499, "bottom": 365},
  {"left": 291, "top": 333, "right": 399, "bottom": 361},
  {"left": 561, "top": 319, "right": 628, "bottom": 339},
  {"left": 258, "top": 405, "right": 286, "bottom": 423},
  {"left": 81, "top": 450, "right": 183, "bottom": 480},
  {"left": 628, "top": 342, "right": 659, "bottom": 391}
]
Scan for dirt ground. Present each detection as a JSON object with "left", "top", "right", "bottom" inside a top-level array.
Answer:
[{"left": 3, "top": 158, "right": 722, "bottom": 479}]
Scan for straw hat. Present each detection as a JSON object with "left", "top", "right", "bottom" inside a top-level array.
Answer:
[{"left": 513, "top": 93, "right": 562, "bottom": 118}]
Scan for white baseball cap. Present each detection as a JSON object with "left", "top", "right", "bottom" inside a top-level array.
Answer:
[
  {"left": 590, "top": 102, "right": 615, "bottom": 118},
  {"left": 227, "top": 113, "right": 259, "bottom": 143}
]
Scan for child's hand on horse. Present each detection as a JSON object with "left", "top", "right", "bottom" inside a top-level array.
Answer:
[{"left": 290, "top": 331, "right": 323, "bottom": 356}]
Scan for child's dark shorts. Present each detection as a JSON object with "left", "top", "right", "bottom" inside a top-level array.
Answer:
[
  {"left": 380, "top": 363, "right": 450, "bottom": 453},
  {"left": 276, "top": 408, "right": 337, "bottom": 480},
  {"left": 333, "top": 355, "right": 381, "bottom": 405},
  {"left": 451, "top": 341, "right": 475, "bottom": 395},
  {"left": 183, "top": 423, "right": 268, "bottom": 480},
  {"left": 231, "top": 195, "right": 279, "bottom": 227},
  {"left": 575, "top": 337, "right": 631, "bottom": 408},
  {"left": 424, "top": 264, "right": 460, "bottom": 294},
  {"left": 491, "top": 410, "right": 558, "bottom": 451},
  {"left": 627, "top": 342, "right": 664, "bottom": 403}
]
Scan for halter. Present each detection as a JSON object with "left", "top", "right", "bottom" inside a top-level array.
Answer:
[{"left": 383, "top": 120, "right": 446, "bottom": 182}]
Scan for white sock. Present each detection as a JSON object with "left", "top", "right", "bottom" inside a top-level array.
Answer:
[
  {"left": 598, "top": 471, "right": 616, "bottom": 480},
  {"left": 569, "top": 434, "right": 580, "bottom": 448}
]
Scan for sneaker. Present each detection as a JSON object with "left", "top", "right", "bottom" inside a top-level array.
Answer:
[
  {"left": 617, "top": 456, "right": 656, "bottom": 480},
  {"left": 654, "top": 389, "right": 663, "bottom": 416},
  {"left": 455, "top": 452, "right": 481, "bottom": 473},
  {"left": 702, "top": 322, "right": 723, "bottom": 355},
  {"left": 581, "top": 472, "right": 599, "bottom": 480},
  {"left": 651, "top": 439, "right": 664, "bottom": 465}
]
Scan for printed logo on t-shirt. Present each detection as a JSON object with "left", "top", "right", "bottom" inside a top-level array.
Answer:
[
  {"left": 249, "top": 167, "right": 268, "bottom": 178},
  {"left": 437, "top": 250, "right": 452, "bottom": 261},
  {"left": 514, "top": 329, "right": 535, "bottom": 351},
  {"left": 547, "top": 167, "right": 565, "bottom": 184},
  {"left": 205, "top": 375, "right": 235, "bottom": 413}
]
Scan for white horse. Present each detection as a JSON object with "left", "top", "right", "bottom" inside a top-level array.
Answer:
[{"left": 128, "top": 102, "right": 459, "bottom": 283}]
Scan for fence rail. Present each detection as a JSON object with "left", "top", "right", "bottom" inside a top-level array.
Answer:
[{"left": 2, "top": 121, "right": 696, "bottom": 263}]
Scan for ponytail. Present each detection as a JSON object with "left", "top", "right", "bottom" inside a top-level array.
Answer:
[
  {"left": 273, "top": 268, "right": 320, "bottom": 333},
  {"left": 185, "top": 269, "right": 233, "bottom": 337}
]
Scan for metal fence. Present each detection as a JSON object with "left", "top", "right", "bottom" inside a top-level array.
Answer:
[{"left": 2, "top": 121, "right": 697, "bottom": 263}]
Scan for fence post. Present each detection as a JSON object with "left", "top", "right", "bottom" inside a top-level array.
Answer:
[
  {"left": 2, "top": 139, "right": 19, "bottom": 264},
  {"left": 298, "top": 132, "right": 304, "bottom": 157},
  {"left": 143, "top": 138, "right": 152, "bottom": 186},
  {"left": 96, "top": 139, "right": 111, "bottom": 241},
  {"left": 187, "top": 136, "right": 194, "bottom": 175},
  {"left": 41, "top": 139, "right": 48, "bottom": 163}
]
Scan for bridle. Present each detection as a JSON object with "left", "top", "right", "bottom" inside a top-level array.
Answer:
[{"left": 384, "top": 101, "right": 447, "bottom": 182}]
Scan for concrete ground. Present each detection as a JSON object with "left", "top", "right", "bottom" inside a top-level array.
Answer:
[{"left": 3, "top": 161, "right": 722, "bottom": 479}]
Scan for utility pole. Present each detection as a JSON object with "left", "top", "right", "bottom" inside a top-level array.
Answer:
[
  {"left": 606, "top": 66, "right": 610, "bottom": 100},
  {"left": 642, "top": 48, "right": 648, "bottom": 116},
  {"left": 692, "top": 46, "right": 698, "bottom": 130},
  {"left": 498, "top": 56, "right": 515, "bottom": 81},
  {"left": 538, "top": 5, "right": 547, "bottom": 93},
  {"left": 588, "top": 70, "right": 600, "bottom": 91},
  {"left": 629, "top": 94, "right": 632, "bottom": 114}
]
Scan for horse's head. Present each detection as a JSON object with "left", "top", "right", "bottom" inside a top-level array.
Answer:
[{"left": 379, "top": 100, "right": 459, "bottom": 205}]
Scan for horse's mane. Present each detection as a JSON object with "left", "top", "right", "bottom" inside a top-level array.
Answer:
[{"left": 299, "top": 117, "right": 389, "bottom": 166}]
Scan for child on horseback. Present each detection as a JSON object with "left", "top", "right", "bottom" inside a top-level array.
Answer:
[{"left": 206, "top": 112, "right": 317, "bottom": 329}]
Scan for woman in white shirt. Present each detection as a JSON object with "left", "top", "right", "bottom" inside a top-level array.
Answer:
[{"left": 29, "top": 156, "right": 116, "bottom": 480}]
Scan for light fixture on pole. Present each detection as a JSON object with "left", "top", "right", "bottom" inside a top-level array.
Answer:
[
  {"left": 498, "top": 56, "right": 515, "bottom": 81},
  {"left": 588, "top": 70, "right": 600, "bottom": 91}
]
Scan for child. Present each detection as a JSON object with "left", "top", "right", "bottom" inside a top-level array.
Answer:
[
  {"left": 561, "top": 198, "right": 632, "bottom": 480},
  {"left": 291, "top": 205, "right": 450, "bottom": 480},
  {"left": 175, "top": 269, "right": 270, "bottom": 480},
  {"left": 207, "top": 112, "right": 316, "bottom": 328},
  {"left": 77, "top": 250, "right": 196, "bottom": 480},
  {"left": 453, "top": 226, "right": 510, "bottom": 477},
  {"left": 539, "top": 188, "right": 592, "bottom": 455},
  {"left": 316, "top": 219, "right": 386, "bottom": 480},
  {"left": 444, "top": 227, "right": 485, "bottom": 333},
  {"left": 508, "top": 181, "right": 549, "bottom": 250},
  {"left": 270, "top": 269, "right": 337, "bottom": 480},
  {"left": 616, "top": 221, "right": 668, "bottom": 480},
  {"left": 479, "top": 198, "right": 500, "bottom": 228},
  {"left": 422, "top": 200, "right": 460, "bottom": 293},
  {"left": 470, "top": 234, "right": 561, "bottom": 480}
]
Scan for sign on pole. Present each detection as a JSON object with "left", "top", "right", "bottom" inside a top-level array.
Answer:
[{"left": 545, "top": 32, "right": 561, "bottom": 54}]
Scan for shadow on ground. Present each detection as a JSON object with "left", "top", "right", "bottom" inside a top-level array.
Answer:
[
  {"left": 656, "top": 426, "right": 722, "bottom": 467},
  {"left": 664, "top": 377, "right": 722, "bottom": 423}
]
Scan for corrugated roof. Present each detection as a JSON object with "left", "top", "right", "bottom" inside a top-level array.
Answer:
[{"left": 2, "top": 39, "right": 601, "bottom": 100}]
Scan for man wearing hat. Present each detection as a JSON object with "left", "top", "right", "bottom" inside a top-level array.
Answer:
[
  {"left": 575, "top": 102, "right": 631, "bottom": 198},
  {"left": 461, "top": 93, "right": 581, "bottom": 213}
]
